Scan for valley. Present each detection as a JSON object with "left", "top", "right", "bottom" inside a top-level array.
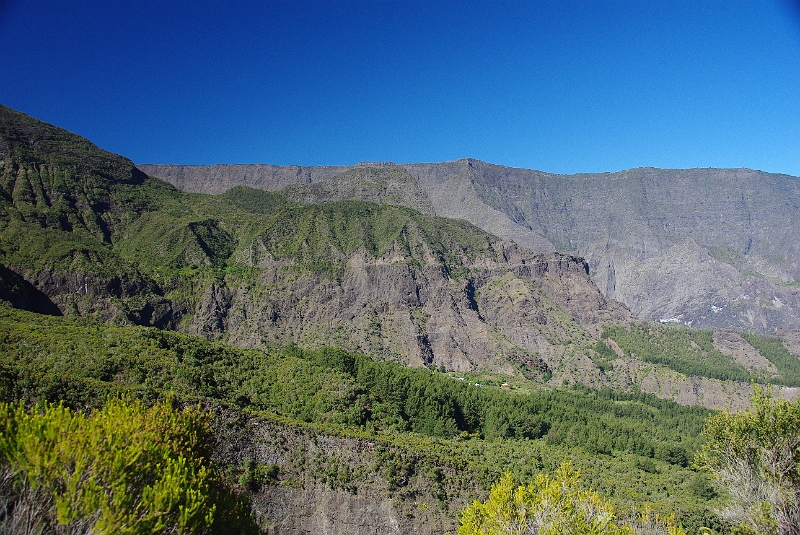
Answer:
[{"left": 2, "top": 103, "right": 800, "bottom": 533}]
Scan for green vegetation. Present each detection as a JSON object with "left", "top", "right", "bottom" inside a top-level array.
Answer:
[
  {"left": 603, "top": 324, "right": 772, "bottom": 383},
  {"left": 740, "top": 333, "right": 800, "bottom": 386},
  {"left": 593, "top": 339, "right": 617, "bottom": 373},
  {"left": 696, "top": 388, "right": 800, "bottom": 535},
  {"left": 0, "top": 307, "right": 708, "bottom": 456},
  {"left": 1, "top": 156, "right": 498, "bottom": 281},
  {"left": 0, "top": 397, "right": 255, "bottom": 534},
  {"left": 602, "top": 324, "right": 800, "bottom": 388},
  {"left": 0, "top": 306, "right": 722, "bottom": 531},
  {"left": 459, "top": 462, "right": 686, "bottom": 535}
]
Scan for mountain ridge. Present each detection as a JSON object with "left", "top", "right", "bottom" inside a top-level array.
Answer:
[
  {"left": 138, "top": 160, "right": 800, "bottom": 334},
  {"left": 3, "top": 103, "right": 800, "bottom": 411},
  {"left": 0, "top": 104, "right": 628, "bottom": 383}
]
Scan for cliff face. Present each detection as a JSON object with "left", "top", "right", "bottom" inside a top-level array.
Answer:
[
  {"left": 440, "top": 163, "right": 800, "bottom": 334},
  {"left": 139, "top": 160, "right": 800, "bottom": 333},
  {"left": 211, "top": 406, "right": 477, "bottom": 535},
  {"left": 184, "top": 241, "right": 631, "bottom": 376},
  {"left": 133, "top": 163, "right": 344, "bottom": 193}
]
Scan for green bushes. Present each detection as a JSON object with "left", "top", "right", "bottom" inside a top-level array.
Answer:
[
  {"left": 458, "top": 462, "right": 687, "bottom": 535},
  {"left": 0, "top": 308, "right": 709, "bottom": 462},
  {"left": 299, "top": 348, "right": 707, "bottom": 459},
  {"left": 604, "top": 324, "right": 755, "bottom": 382},
  {"left": 696, "top": 388, "right": 800, "bottom": 534},
  {"left": 740, "top": 333, "right": 800, "bottom": 386},
  {"left": 0, "top": 307, "right": 725, "bottom": 530},
  {"left": 0, "top": 398, "right": 227, "bottom": 534}
]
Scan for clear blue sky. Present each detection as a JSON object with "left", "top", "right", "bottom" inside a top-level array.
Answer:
[{"left": 1, "top": 1, "right": 799, "bottom": 176}]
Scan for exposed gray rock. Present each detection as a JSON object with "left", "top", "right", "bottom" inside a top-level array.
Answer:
[
  {"left": 139, "top": 160, "right": 800, "bottom": 334},
  {"left": 136, "top": 163, "right": 344, "bottom": 193},
  {"left": 184, "top": 241, "right": 632, "bottom": 375},
  {"left": 712, "top": 330, "right": 776, "bottom": 372},
  {"left": 282, "top": 164, "right": 436, "bottom": 215}
]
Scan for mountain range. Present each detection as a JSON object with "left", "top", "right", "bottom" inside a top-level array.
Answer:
[
  {"left": 4, "top": 103, "right": 800, "bottom": 533},
  {"left": 2, "top": 104, "right": 800, "bottom": 409},
  {"left": 139, "top": 161, "right": 800, "bottom": 335}
]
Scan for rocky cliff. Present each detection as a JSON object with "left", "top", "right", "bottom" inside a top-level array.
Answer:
[
  {"left": 183, "top": 240, "right": 632, "bottom": 377},
  {"left": 139, "top": 160, "right": 800, "bottom": 334},
  {"left": 211, "top": 406, "right": 475, "bottom": 535}
]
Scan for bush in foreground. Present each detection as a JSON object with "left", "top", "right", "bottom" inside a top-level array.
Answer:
[
  {"left": 0, "top": 397, "right": 252, "bottom": 535},
  {"left": 696, "top": 387, "right": 800, "bottom": 535},
  {"left": 458, "top": 461, "right": 686, "bottom": 535}
]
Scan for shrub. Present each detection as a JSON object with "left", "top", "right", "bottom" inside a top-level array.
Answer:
[
  {"left": 458, "top": 462, "right": 687, "bottom": 535},
  {"left": 0, "top": 397, "right": 219, "bottom": 535},
  {"left": 696, "top": 387, "right": 800, "bottom": 535}
]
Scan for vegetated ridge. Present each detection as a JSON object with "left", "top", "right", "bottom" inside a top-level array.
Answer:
[{"left": 138, "top": 159, "right": 800, "bottom": 335}]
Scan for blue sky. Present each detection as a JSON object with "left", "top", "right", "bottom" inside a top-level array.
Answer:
[{"left": 1, "top": 1, "right": 799, "bottom": 176}]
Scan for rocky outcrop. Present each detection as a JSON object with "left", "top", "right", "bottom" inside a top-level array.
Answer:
[
  {"left": 185, "top": 241, "right": 632, "bottom": 375},
  {"left": 712, "top": 330, "right": 776, "bottom": 372},
  {"left": 210, "top": 406, "right": 483, "bottom": 535}
]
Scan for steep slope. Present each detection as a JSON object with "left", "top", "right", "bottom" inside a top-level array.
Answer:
[
  {"left": 6, "top": 105, "right": 800, "bottom": 410},
  {"left": 134, "top": 162, "right": 345, "bottom": 193},
  {"left": 0, "top": 104, "right": 180, "bottom": 323},
  {"left": 0, "top": 105, "right": 627, "bottom": 380},
  {"left": 121, "top": 186, "right": 634, "bottom": 376},
  {"left": 407, "top": 161, "right": 800, "bottom": 334},
  {"left": 140, "top": 160, "right": 800, "bottom": 333}
]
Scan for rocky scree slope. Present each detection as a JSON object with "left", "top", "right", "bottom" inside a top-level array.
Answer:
[{"left": 139, "top": 160, "right": 800, "bottom": 334}]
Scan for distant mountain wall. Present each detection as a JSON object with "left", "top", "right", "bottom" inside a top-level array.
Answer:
[{"left": 138, "top": 161, "right": 800, "bottom": 333}]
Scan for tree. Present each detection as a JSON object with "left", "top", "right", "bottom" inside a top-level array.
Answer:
[{"left": 696, "top": 387, "right": 800, "bottom": 535}]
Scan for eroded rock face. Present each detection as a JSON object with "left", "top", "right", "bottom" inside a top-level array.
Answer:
[
  {"left": 282, "top": 164, "right": 436, "bottom": 215},
  {"left": 778, "top": 329, "right": 800, "bottom": 356},
  {"left": 140, "top": 161, "right": 800, "bottom": 334},
  {"left": 209, "top": 406, "right": 478, "bottom": 535},
  {"left": 408, "top": 163, "right": 800, "bottom": 335},
  {"left": 185, "top": 242, "right": 632, "bottom": 375},
  {"left": 712, "top": 330, "right": 776, "bottom": 372},
  {"left": 587, "top": 239, "right": 800, "bottom": 334}
]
